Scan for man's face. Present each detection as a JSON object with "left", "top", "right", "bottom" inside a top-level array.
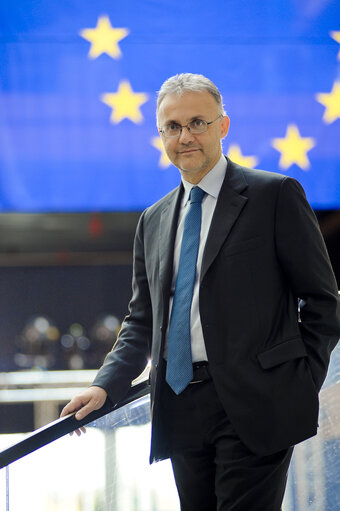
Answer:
[{"left": 157, "top": 91, "right": 230, "bottom": 183}]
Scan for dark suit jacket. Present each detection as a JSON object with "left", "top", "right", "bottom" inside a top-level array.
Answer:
[{"left": 93, "top": 158, "right": 340, "bottom": 463}]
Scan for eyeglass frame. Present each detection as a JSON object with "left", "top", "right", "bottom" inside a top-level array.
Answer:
[{"left": 158, "top": 114, "right": 223, "bottom": 138}]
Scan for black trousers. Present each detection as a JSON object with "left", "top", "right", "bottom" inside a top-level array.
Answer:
[{"left": 161, "top": 378, "right": 293, "bottom": 511}]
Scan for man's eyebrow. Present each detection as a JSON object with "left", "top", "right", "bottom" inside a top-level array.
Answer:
[
  {"left": 163, "top": 119, "right": 181, "bottom": 125},
  {"left": 188, "top": 115, "right": 206, "bottom": 121},
  {"left": 163, "top": 114, "right": 207, "bottom": 124}
]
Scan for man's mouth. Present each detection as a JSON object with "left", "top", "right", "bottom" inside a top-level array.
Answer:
[{"left": 178, "top": 148, "right": 200, "bottom": 154}]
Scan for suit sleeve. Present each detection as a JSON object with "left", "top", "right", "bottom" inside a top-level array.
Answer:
[
  {"left": 275, "top": 177, "right": 340, "bottom": 391},
  {"left": 92, "top": 210, "right": 152, "bottom": 404}
]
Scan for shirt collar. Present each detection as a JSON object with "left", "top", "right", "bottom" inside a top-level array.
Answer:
[{"left": 182, "top": 154, "right": 227, "bottom": 205}]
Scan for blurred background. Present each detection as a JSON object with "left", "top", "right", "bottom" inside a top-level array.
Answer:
[
  {"left": 0, "top": 2, "right": 339, "bottom": 510},
  {"left": 0, "top": 0, "right": 339, "bottom": 414}
]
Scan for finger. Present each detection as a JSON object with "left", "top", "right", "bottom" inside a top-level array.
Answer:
[
  {"left": 60, "top": 401, "right": 78, "bottom": 417},
  {"left": 70, "top": 426, "right": 86, "bottom": 437},
  {"left": 74, "top": 403, "right": 95, "bottom": 420},
  {"left": 61, "top": 395, "right": 87, "bottom": 417}
]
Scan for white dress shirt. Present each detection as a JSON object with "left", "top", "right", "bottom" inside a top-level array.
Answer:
[{"left": 166, "top": 154, "right": 227, "bottom": 362}]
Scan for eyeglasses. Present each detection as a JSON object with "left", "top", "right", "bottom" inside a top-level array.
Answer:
[{"left": 159, "top": 115, "right": 223, "bottom": 138}]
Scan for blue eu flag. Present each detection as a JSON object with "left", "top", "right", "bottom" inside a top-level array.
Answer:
[{"left": 0, "top": 0, "right": 339, "bottom": 211}]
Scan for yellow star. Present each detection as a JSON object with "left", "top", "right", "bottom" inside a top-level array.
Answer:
[
  {"left": 226, "top": 144, "right": 258, "bottom": 168},
  {"left": 316, "top": 81, "right": 340, "bottom": 124},
  {"left": 271, "top": 124, "right": 315, "bottom": 171},
  {"left": 330, "top": 30, "right": 340, "bottom": 60},
  {"left": 80, "top": 16, "right": 129, "bottom": 59},
  {"left": 101, "top": 81, "right": 148, "bottom": 124},
  {"left": 151, "top": 136, "right": 171, "bottom": 168}
]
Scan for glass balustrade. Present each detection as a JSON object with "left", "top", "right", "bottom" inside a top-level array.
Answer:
[
  {"left": 0, "top": 342, "right": 339, "bottom": 510},
  {"left": 0, "top": 392, "right": 179, "bottom": 511},
  {"left": 285, "top": 343, "right": 340, "bottom": 511}
]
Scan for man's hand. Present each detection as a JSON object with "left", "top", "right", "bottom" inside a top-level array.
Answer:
[{"left": 60, "top": 386, "right": 107, "bottom": 436}]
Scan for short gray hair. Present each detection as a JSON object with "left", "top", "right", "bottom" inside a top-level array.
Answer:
[{"left": 157, "top": 73, "right": 226, "bottom": 121}]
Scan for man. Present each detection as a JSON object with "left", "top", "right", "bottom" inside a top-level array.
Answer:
[{"left": 61, "top": 73, "right": 340, "bottom": 510}]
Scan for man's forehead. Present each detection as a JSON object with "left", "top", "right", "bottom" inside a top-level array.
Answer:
[{"left": 158, "top": 90, "right": 218, "bottom": 121}]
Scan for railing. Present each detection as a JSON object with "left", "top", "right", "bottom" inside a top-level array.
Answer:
[
  {"left": 0, "top": 379, "right": 150, "bottom": 470},
  {"left": 0, "top": 369, "right": 99, "bottom": 430},
  {"left": 0, "top": 378, "right": 182, "bottom": 511},
  {"left": 0, "top": 342, "right": 340, "bottom": 510}
]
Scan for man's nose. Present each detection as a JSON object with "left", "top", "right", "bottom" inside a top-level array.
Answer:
[{"left": 178, "top": 126, "right": 195, "bottom": 143}]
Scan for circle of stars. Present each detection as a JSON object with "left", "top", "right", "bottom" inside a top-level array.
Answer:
[{"left": 79, "top": 18, "right": 340, "bottom": 172}]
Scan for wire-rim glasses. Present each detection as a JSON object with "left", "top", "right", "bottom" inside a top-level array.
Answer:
[{"left": 159, "top": 115, "right": 222, "bottom": 138}]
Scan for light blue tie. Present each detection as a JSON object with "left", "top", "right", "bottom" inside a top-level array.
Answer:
[{"left": 166, "top": 186, "right": 205, "bottom": 394}]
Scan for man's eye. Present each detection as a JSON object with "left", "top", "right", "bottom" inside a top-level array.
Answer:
[
  {"left": 167, "top": 123, "right": 180, "bottom": 132},
  {"left": 192, "top": 119, "right": 205, "bottom": 128}
]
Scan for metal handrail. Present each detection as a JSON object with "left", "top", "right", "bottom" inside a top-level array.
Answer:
[{"left": 0, "top": 379, "right": 150, "bottom": 470}]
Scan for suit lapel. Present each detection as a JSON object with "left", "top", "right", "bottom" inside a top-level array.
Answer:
[
  {"left": 159, "top": 185, "right": 183, "bottom": 296},
  {"left": 201, "top": 159, "right": 248, "bottom": 282}
]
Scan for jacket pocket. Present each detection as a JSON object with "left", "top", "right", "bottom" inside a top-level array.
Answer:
[{"left": 257, "top": 337, "right": 307, "bottom": 369}]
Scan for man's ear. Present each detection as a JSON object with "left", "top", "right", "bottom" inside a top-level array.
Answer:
[{"left": 220, "top": 116, "right": 230, "bottom": 139}]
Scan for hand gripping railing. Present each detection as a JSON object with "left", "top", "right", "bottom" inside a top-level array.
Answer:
[{"left": 0, "top": 380, "right": 150, "bottom": 470}]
